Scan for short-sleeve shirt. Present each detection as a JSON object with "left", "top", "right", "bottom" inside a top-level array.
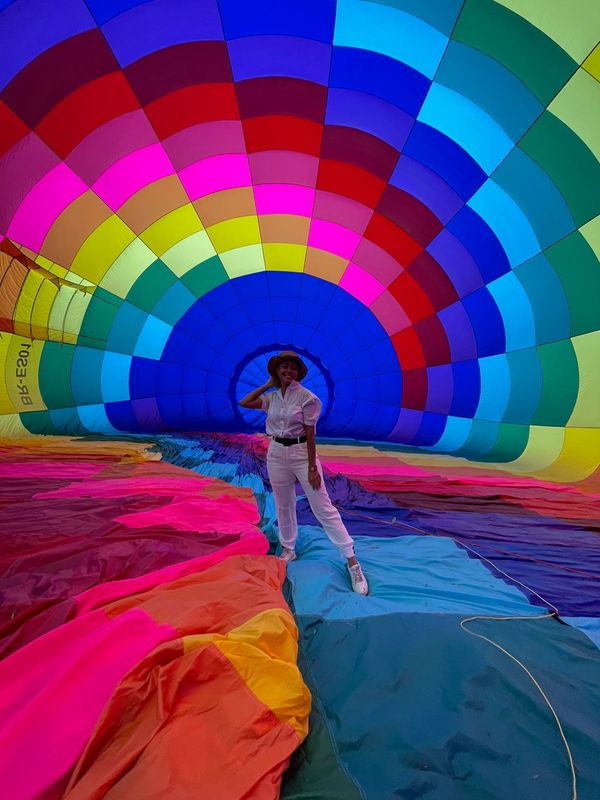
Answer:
[{"left": 260, "top": 381, "right": 322, "bottom": 437}]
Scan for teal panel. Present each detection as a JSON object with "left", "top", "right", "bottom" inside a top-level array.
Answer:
[
  {"left": 514, "top": 254, "right": 570, "bottom": 345},
  {"left": 504, "top": 349, "right": 542, "bottom": 423},
  {"left": 71, "top": 346, "right": 104, "bottom": 405},
  {"left": 106, "top": 302, "right": 147, "bottom": 354}
]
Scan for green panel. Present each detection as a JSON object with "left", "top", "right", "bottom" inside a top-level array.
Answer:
[
  {"left": 126, "top": 260, "right": 178, "bottom": 312},
  {"left": 532, "top": 339, "right": 579, "bottom": 426},
  {"left": 503, "top": 349, "right": 542, "bottom": 424},
  {"left": 484, "top": 422, "right": 529, "bottom": 462},
  {"left": 19, "top": 409, "right": 56, "bottom": 434},
  {"left": 453, "top": 0, "right": 577, "bottom": 106},
  {"left": 180, "top": 256, "right": 229, "bottom": 298},
  {"left": 457, "top": 418, "right": 499, "bottom": 459},
  {"left": 513, "top": 254, "right": 570, "bottom": 345},
  {"left": 38, "top": 341, "right": 76, "bottom": 409},
  {"left": 520, "top": 112, "right": 600, "bottom": 226},
  {"left": 78, "top": 292, "right": 121, "bottom": 350},
  {"left": 545, "top": 231, "right": 600, "bottom": 337}
]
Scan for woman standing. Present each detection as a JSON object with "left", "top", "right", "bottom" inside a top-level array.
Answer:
[{"left": 239, "top": 351, "right": 369, "bottom": 595}]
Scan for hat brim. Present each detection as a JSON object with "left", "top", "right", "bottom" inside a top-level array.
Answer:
[{"left": 267, "top": 353, "right": 308, "bottom": 380}]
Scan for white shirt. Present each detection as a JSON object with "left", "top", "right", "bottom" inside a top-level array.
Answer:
[{"left": 260, "top": 381, "right": 322, "bottom": 437}]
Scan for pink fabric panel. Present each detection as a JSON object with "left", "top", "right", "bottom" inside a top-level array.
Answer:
[
  {"left": 339, "top": 262, "right": 386, "bottom": 305},
  {"left": 91, "top": 143, "right": 174, "bottom": 210},
  {"left": 34, "top": 475, "right": 212, "bottom": 499},
  {"left": 0, "top": 462, "right": 105, "bottom": 480},
  {"left": 180, "top": 154, "right": 252, "bottom": 199},
  {"left": 114, "top": 494, "right": 260, "bottom": 534},
  {"left": 370, "top": 289, "right": 411, "bottom": 335},
  {"left": 254, "top": 184, "right": 315, "bottom": 216},
  {"left": 75, "top": 534, "right": 268, "bottom": 615},
  {"left": 0, "top": 608, "right": 176, "bottom": 799},
  {"left": 7, "top": 162, "right": 87, "bottom": 250},
  {"left": 308, "top": 219, "right": 361, "bottom": 260}
]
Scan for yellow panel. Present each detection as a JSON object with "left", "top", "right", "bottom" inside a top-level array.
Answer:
[
  {"left": 220, "top": 244, "right": 265, "bottom": 278},
  {"left": 535, "top": 427, "right": 600, "bottom": 482},
  {"left": 140, "top": 204, "right": 203, "bottom": 255},
  {"left": 183, "top": 608, "right": 310, "bottom": 741},
  {"left": 13, "top": 271, "right": 43, "bottom": 340},
  {"left": 101, "top": 238, "right": 156, "bottom": 298},
  {"left": 31, "top": 279, "right": 58, "bottom": 339},
  {"left": 583, "top": 42, "right": 600, "bottom": 80},
  {"left": 503, "top": 425, "right": 565, "bottom": 473},
  {"left": 71, "top": 216, "right": 136, "bottom": 285},
  {"left": 0, "top": 335, "right": 17, "bottom": 414},
  {"left": 568, "top": 330, "right": 600, "bottom": 427},
  {"left": 579, "top": 214, "right": 600, "bottom": 259},
  {"left": 0, "top": 413, "right": 31, "bottom": 436},
  {"left": 5, "top": 335, "right": 45, "bottom": 412},
  {"left": 207, "top": 216, "right": 261, "bottom": 252},
  {"left": 548, "top": 69, "right": 600, "bottom": 159},
  {"left": 48, "top": 285, "right": 82, "bottom": 344},
  {"left": 161, "top": 230, "right": 217, "bottom": 276},
  {"left": 264, "top": 243, "right": 306, "bottom": 271},
  {"left": 63, "top": 291, "right": 93, "bottom": 343},
  {"left": 496, "top": 0, "right": 600, "bottom": 62}
]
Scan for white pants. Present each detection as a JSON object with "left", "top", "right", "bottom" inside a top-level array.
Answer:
[{"left": 266, "top": 440, "right": 355, "bottom": 559}]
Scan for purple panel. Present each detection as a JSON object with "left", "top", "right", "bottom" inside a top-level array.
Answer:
[
  {"left": 249, "top": 151, "right": 319, "bottom": 186},
  {"left": 313, "top": 191, "right": 372, "bottom": 235},
  {"left": 390, "top": 408, "right": 423, "bottom": 442},
  {"left": 0, "top": 134, "right": 58, "bottom": 230},
  {"left": 325, "top": 89, "right": 412, "bottom": 153},
  {"left": 426, "top": 229, "right": 484, "bottom": 298},
  {"left": 0, "top": 0, "right": 95, "bottom": 90},
  {"left": 101, "top": 0, "right": 224, "bottom": 67},
  {"left": 228, "top": 35, "right": 331, "bottom": 85},
  {"left": 390, "top": 155, "right": 463, "bottom": 224},
  {"left": 438, "top": 301, "right": 478, "bottom": 362},
  {"left": 425, "top": 364, "right": 454, "bottom": 414},
  {"left": 131, "top": 396, "right": 163, "bottom": 430},
  {"left": 164, "top": 121, "right": 246, "bottom": 170},
  {"left": 66, "top": 110, "right": 157, "bottom": 185}
]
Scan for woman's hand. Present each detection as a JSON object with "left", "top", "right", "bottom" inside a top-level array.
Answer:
[
  {"left": 308, "top": 466, "right": 321, "bottom": 490},
  {"left": 265, "top": 376, "right": 277, "bottom": 389}
]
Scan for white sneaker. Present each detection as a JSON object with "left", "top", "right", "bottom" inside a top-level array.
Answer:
[
  {"left": 348, "top": 562, "right": 369, "bottom": 595},
  {"left": 278, "top": 547, "right": 297, "bottom": 564}
]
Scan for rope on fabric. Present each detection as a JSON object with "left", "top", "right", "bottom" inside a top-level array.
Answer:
[{"left": 336, "top": 506, "right": 578, "bottom": 799}]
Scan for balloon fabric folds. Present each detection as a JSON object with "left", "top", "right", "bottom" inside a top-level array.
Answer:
[
  {"left": 0, "top": 0, "right": 597, "bottom": 480},
  {"left": 0, "top": 2, "right": 599, "bottom": 800}
]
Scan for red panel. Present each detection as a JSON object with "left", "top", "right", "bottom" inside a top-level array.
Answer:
[
  {"left": 391, "top": 327, "right": 425, "bottom": 370},
  {"left": 236, "top": 77, "right": 327, "bottom": 123},
  {"left": 401, "top": 368, "right": 428, "bottom": 409},
  {"left": 388, "top": 270, "right": 435, "bottom": 323},
  {"left": 317, "top": 160, "right": 385, "bottom": 208},
  {"left": 35, "top": 72, "right": 139, "bottom": 159},
  {"left": 364, "top": 213, "right": 422, "bottom": 269},
  {"left": 146, "top": 83, "right": 239, "bottom": 140},
  {"left": 414, "top": 315, "right": 450, "bottom": 366},
  {"left": 0, "top": 100, "right": 29, "bottom": 158},
  {"left": 376, "top": 185, "right": 442, "bottom": 247},
  {"left": 320, "top": 126, "right": 399, "bottom": 181},
  {"left": 243, "top": 116, "right": 322, "bottom": 156},
  {"left": 407, "top": 250, "right": 458, "bottom": 311}
]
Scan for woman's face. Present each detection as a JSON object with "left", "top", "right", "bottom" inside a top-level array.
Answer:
[{"left": 277, "top": 360, "right": 299, "bottom": 386}]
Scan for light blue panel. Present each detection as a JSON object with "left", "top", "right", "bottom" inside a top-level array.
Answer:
[
  {"left": 418, "top": 83, "right": 514, "bottom": 174},
  {"left": 427, "top": 415, "right": 472, "bottom": 452},
  {"left": 151, "top": 282, "right": 197, "bottom": 326},
  {"left": 468, "top": 180, "right": 541, "bottom": 268},
  {"left": 334, "top": 0, "right": 447, "bottom": 79},
  {"left": 101, "top": 352, "right": 132, "bottom": 402},
  {"left": 487, "top": 272, "right": 536, "bottom": 352},
  {"left": 287, "top": 529, "right": 537, "bottom": 620},
  {"left": 491, "top": 147, "right": 576, "bottom": 251},
  {"left": 476, "top": 354, "right": 510, "bottom": 422},
  {"left": 134, "top": 316, "right": 173, "bottom": 360},
  {"left": 76, "top": 403, "right": 121, "bottom": 434},
  {"left": 563, "top": 617, "right": 600, "bottom": 650}
]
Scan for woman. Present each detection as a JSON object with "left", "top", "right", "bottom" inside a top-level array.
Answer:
[{"left": 239, "top": 351, "right": 369, "bottom": 595}]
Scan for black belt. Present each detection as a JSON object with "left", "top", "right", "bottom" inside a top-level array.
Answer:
[{"left": 272, "top": 435, "right": 307, "bottom": 446}]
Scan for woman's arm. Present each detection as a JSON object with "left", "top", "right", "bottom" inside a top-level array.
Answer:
[
  {"left": 239, "top": 378, "right": 276, "bottom": 409},
  {"left": 304, "top": 426, "right": 322, "bottom": 489}
]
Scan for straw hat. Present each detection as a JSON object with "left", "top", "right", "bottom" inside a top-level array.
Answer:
[{"left": 267, "top": 350, "right": 308, "bottom": 381}]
